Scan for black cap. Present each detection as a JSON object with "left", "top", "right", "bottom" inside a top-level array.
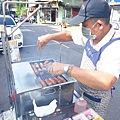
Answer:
[{"left": 68, "top": 0, "right": 111, "bottom": 25}]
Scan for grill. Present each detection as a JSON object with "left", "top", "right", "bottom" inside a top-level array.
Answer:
[
  {"left": 29, "top": 59, "right": 54, "bottom": 80},
  {"left": 38, "top": 72, "right": 53, "bottom": 80},
  {"left": 29, "top": 59, "right": 68, "bottom": 87},
  {"left": 12, "top": 59, "right": 76, "bottom": 117}
]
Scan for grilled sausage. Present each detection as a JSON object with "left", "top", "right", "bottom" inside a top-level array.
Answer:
[
  {"left": 48, "top": 78, "right": 57, "bottom": 85},
  {"left": 43, "top": 60, "right": 49, "bottom": 66},
  {"left": 57, "top": 76, "right": 66, "bottom": 83},
  {"left": 40, "top": 63, "right": 46, "bottom": 70},
  {"left": 31, "top": 64, "right": 39, "bottom": 74},
  {"left": 53, "top": 77, "right": 62, "bottom": 84},
  {"left": 40, "top": 80, "right": 47, "bottom": 87},
  {"left": 44, "top": 79, "right": 53, "bottom": 86},
  {"left": 43, "top": 61, "right": 53, "bottom": 68},
  {"left": 39, "top": 71, "right": 44, "bottom": 75},
  {"left": 38, "top": 68, "right": 42, "bottom": 71},
  {"left": 39, "top": 62, "right": 44, "bottom": 68},
  {"left": 34, "top": 62, "right": 40, "bottom": 69}
]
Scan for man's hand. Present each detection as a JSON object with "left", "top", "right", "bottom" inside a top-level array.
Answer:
[
  {"left": 48, "top": 62, "right": 67, "bottom": 76},
  {"left": 37, "top": 34, "right": 51, "bottom": 51}
]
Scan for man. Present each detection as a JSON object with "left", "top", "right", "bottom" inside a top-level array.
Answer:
[{"left": 37, "top": 0, "right": 120, "bottom": 118}]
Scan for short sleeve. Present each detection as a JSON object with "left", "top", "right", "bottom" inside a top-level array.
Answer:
[
  {"left": 71, "top": 30, "right": 87, "bottom": 46},
  {"left": 97, "top": 41, "right": 120, "bottom": 79}
]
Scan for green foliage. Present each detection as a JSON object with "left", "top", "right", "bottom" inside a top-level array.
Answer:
[{"left": 15, "top": 0, "right": 27, "bottom": 17}]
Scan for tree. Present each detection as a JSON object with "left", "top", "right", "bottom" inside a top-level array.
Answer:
[{"left": 15, "top": 0, "right": 27, "bottom": 17}]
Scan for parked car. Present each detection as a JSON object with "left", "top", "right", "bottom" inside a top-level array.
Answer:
[
  {"left": 19, "top": 16, "right": 24, "bottom": 22},
  {"left": 0, "top": 15, "right": 23, "bottom": 51},
  {"left": 14, "top": 16, "right": 19, "bottom": 23}
]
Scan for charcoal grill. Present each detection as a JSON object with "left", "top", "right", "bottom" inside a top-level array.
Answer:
[{"left": 12, "top": 59, "right": 76, "bottom": 118}]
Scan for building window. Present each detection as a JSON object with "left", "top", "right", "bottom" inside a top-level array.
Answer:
[
  {"left": 44, "top": 9, "right": 50, "bottom": 21},
  {"left": 65, "top": 8, "right": 71, "bottom": 18}
]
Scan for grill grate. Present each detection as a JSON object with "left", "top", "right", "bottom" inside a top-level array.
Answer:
[
  {"left": 39, "top": 72, "right": 54, "bottom": 80},
  {"left": 30, "top": 60, "right": 68, "bottom": 87},
  {"left": 30, "top": 59, "right": 54, "bottom": 80}
]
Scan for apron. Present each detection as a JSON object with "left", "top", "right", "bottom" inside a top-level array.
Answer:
[{"left": 78, "top": 34, "right": 120, "bottom": 118}]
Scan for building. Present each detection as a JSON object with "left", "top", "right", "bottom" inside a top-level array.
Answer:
[
  {"left": 25, "top": 0, "right": 120, "bottom": 24},
  {"left": 27, "top": 0, "right": 83, "bottom": 24},
  {"left": 0, "top": 0, "right": 11, "bottom": 15},
  {"left": 0, "top": 0, "right": 113, "bottom": 24}
]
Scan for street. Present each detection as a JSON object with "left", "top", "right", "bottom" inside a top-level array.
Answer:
[{"left": 0, "top": 23, "right": 120, "bottom": 120}]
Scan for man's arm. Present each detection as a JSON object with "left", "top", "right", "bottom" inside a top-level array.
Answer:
[
  {"left": 48, "top": 62, "right": 117, "bottom": 91},
  {"left": 70, "top": 66, "right": 117, "bottom": 91},
  {"left": 37, "top": 31, "right": 72, "bottom": 50}
]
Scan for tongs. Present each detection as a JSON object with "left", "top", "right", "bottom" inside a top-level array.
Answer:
[
  {"left": 37, "top": 47, "right": 49, "bottom": 73},
  {"left": 37, "top": 45, "right": 42, "bottom": 61}
]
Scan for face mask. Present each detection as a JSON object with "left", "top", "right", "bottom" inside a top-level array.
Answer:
[
  {"left": 82, "top": 27, "right": 96, "bottom": 39},
  {"left": 82, "top": 22, "right": 100, "bottom": 40}
]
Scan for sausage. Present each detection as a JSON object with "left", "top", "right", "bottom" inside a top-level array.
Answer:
[
  {"left": 39, "top": 62, "right": 44, "bottom": 68},
  {"left": 44, "top": 79, "right": 53, "bottom": 86},
  {"left": 39, "top": 71, "right": 44, "bottom": 75},
  {"left": 43, "top": 61, "right": 53, "bottom": 68},
  {"left": 34, "top": 62, "right": 40, "bottom": 69},
  {"left": 40, "top": 80, "right": 47, "bottom": 87},
  {"left": 57, "top": 76, "right": 66, "bottom": 83},
  {"left": 53, "top": 77, "right": 62, "bottom": 84},
  {"left": 38, "top": 68, "right": 42, "bottom": 71},
  {"left": 43, "top": 60, "right": 49, "bottom": 66},
  {"left": 40, "top": 63, "right": 46, "bottom": 70},
  {"left": 48, "top": 78, "right": 57, "bottom": 85},
  {"left": 31, "top": 64, "right": 39, "bottom": 74},
  {"left": 31, "top": 64, "right": 35, "bottom": 69}
]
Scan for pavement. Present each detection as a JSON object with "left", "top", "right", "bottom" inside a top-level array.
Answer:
[
  {"left": 0, "top": 52, "right": 11, "bottom": 111},
  {"left": 0, "top": 24, "right": 120, "bottom": 120}
]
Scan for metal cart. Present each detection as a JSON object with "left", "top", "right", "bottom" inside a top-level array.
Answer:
[{"left": 1, "top": 1, "right": 78, "bottom": 120}]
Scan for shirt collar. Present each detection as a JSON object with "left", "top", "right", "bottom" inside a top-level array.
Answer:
[{"left": 91, "top": 26, "right": 115, "bottom": 50}]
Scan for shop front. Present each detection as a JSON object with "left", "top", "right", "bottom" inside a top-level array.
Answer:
[{"left": 38, "top": 1, "right": 58, "bottom": 24}]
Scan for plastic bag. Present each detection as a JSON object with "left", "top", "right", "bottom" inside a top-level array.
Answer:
[{"left": 9, "top": 40, "right": 21, "bottom": 62}]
